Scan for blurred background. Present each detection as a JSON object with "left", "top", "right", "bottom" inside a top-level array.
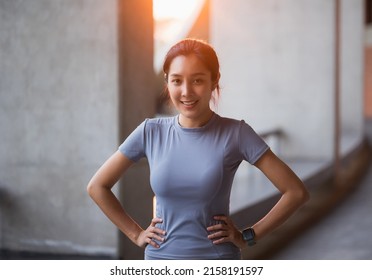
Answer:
[{"left": 0, "top": 0, "right": 371, "bottom": 259}]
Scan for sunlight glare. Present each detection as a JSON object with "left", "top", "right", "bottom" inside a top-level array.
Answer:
[
  {"left": 153, "top": 0, "right": 205, "bottom": 71},
  {"left": 153, "top": 0, "right": 201, "bottom": 21}
]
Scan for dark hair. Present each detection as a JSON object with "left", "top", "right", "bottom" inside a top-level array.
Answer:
[{"left": 162, "top": 38, "right": 221, "bottom": 103}]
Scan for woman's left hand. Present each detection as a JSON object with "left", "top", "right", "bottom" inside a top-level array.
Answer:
[{"left": 207, "top": 215, "right": 247, "bottom": 249}]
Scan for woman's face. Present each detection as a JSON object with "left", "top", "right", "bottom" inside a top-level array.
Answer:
[{"left": 167, "top": 54, "right": 214, "bottom": 128}]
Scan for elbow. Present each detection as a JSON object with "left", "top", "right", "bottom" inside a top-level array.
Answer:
[
  {"left": 297, "top": 185, "right": 310, "bottom": 206},
  {"left": 87, "top": 179, "right": 110, "bottom": 200},
  {"left": 86, "top": 182, "right": 94, "bottom": 197},
  {"left": 87, "top": 181, "right": 99, "bottom": 198},
  {"left": 285, "top": 182, "right": 310, "bottom": 208}
]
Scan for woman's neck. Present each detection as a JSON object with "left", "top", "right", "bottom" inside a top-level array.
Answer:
[{"left": 178, "top": 110, "right": 214, "bottom": 128}]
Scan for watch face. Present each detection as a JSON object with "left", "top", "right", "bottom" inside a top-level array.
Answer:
[
  {"left": 243, "top": 228, "right": 254, "bottom": 240},
  {"left": 243, "top": 228, "right": 256, "bottom": 246}
]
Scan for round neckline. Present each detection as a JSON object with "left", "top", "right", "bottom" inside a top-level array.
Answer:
[{"left": 174, "top": 112, "right": 218, "bottom": 133}]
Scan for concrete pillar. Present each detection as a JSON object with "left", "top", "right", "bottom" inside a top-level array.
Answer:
[
  {"left": 339, "top": 0, "right": 365, "bottom": 153},
  {"left": 0, "top": 0, "right": 119, "bottom": 255},
  {"left": 365, "top": 26, "right": 372, "bottom": 117},
  {"left": 117, "top": 0, "right": 156, "bottom": 260}
]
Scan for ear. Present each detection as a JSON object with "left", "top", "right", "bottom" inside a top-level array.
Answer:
[{"left": 211, "top": 72, "right": 221, "bottom": 91}]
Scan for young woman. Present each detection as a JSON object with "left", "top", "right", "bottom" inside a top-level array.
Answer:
[{"left": 87, "top": 39, "right": 309, "bottom": 260}]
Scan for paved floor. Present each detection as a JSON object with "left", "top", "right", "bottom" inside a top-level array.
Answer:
[
  {"left": 271, "top": 161, "right": 372, "bottom": 259},
  {"left": 271, "top": 120, "right": 372, "bottom": 260}
]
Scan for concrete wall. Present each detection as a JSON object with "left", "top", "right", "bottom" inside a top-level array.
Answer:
[
  {"left": 211, "top": 0, "right": 365, "bottom": 160},
  {"left": 0, "top": 0, "right": 119, "bottom": 256}
]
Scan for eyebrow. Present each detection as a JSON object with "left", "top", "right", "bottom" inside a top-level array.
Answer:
[{"left": 169, "top": 72, "right": 208, "bottom": 77}]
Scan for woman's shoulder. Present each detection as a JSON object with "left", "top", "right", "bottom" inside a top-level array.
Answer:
[
  {"left": 146, "top": 115, "right": 175, "bottom": 124},
  {"left": 216, "top": 114, "right": 249, "bottom": 128},
  {"left": 142, "top": 115, "right": 176, "bottom": 130},
  {"left": 215, "top": 114, "right": 260, "bottom": 138}
]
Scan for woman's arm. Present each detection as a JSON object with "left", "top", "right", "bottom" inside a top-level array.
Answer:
[
  {"left": 207, "top": 149, "right": 309, "bottom": 248},
  {"left": 87, "top": 151, "right": 165, "bottom": 248},
  {"left": 250, "top": 149, "right": 310, "bottom": 241}
]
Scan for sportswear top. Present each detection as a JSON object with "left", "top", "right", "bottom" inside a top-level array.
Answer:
[{"left": 118, "top": 113, "right": 269, "bottom": 259}]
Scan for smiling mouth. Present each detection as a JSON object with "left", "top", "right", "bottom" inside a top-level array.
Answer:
[{"left": 181, "top": 101, "right": 197, "bottom": 106}]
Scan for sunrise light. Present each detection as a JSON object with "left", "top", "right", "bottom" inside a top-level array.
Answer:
[
  {"left": 153, "top": 0, "right": 202, "bottom": 21},
  {"left": 153, "top": 0, "right": 205, "bottom": 71}
]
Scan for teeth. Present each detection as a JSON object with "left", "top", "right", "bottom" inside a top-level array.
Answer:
[{"left": 182, "top": 101, "right": 196, "bottom": 105}]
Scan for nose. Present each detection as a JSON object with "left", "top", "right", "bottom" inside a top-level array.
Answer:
[{"left": 181, "top": 81, "right": 192, "bottom": 97}]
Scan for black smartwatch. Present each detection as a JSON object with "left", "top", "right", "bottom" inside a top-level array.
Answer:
[{"left": 242, "top": 228, "right": 256, "bottom": 246}]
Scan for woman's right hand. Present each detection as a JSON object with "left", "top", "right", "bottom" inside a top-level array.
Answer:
[{"left": 136, "top": 217, "right": 166, "bottom": 248}]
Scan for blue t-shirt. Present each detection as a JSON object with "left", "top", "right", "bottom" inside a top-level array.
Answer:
[{"left": 119, "top": 113, "right": 269, "bottom": 259}]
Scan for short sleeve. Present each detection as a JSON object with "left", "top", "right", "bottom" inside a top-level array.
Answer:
[
  {"left": 118, "top": 120, "right": 147, "bottom": 162},
  {"left": 238, "top": 120, "right": 269, "bottom": 164}
]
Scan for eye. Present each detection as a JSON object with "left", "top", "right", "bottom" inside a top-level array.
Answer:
[
  {"left": 193, "top": 78, "right": 203, "bottom": 84},
  {"left": 171, "top": 78, "right": 182, "bottom": 85}
]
